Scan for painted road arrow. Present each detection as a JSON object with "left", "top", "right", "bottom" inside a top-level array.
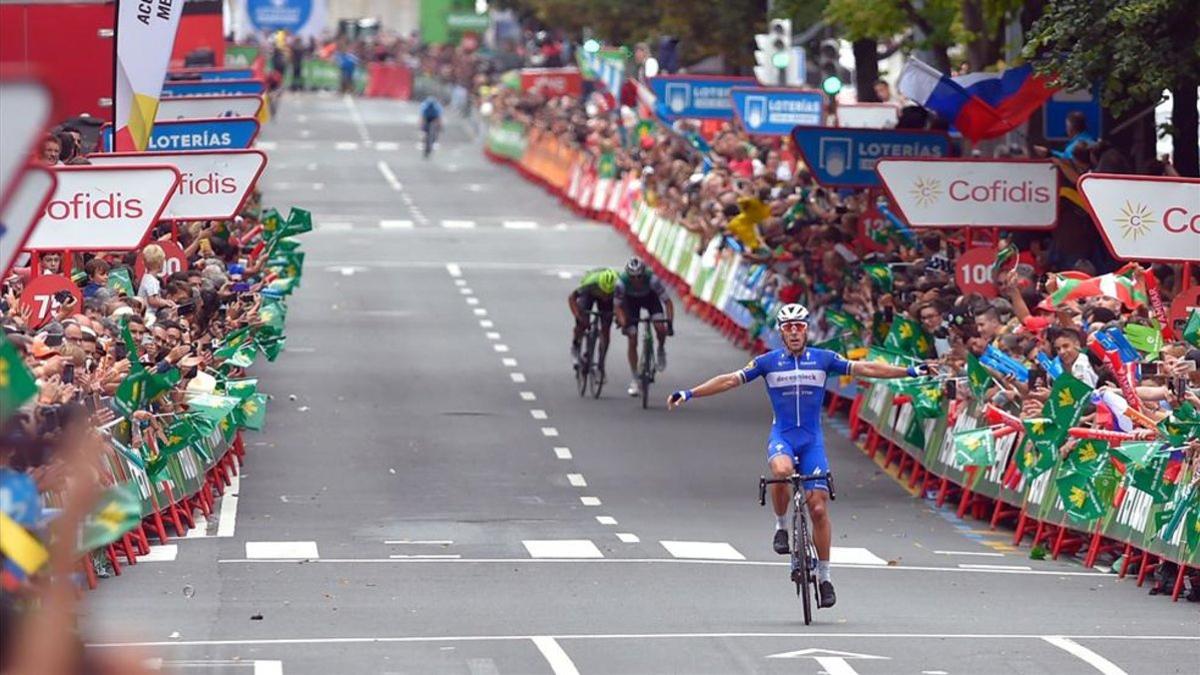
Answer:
[{"left": 766, "top": 648, "right": 889, "bottom": 675}]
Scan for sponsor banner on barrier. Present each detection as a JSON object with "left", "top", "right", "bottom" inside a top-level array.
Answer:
[
  {"left": 167, "top": 67, "right": 255, "bottom": 81},
  {"left": 877, "top": 159, "right": 1058, "bottom": 229},
  {"left": 156, "top": 95, "right": 263, "bottom": 121},
  {"left": 837, "top": 103, "right": 899, "bottom": 129},
  {"left": 520, "top": 67, "right": 583, "bottom": 97},
  {"left": 649, "top": 75, "right": 757, "bottom": 120},
  {"left": 24, "top": 165, "right": 180, "bottom": 251},
  {"left": 101, "top": 118, "right": 261, "bottom": 152},
  {"left": 791, "top": 126, "right": 950, "bottom": 188},
  {"left": 0, "top": 80, "right": 52, "bottom": 210},
  {"left": 160, "top": 78, "right": 266, "bottom": 97},
  {"left": 486, "top": 121, "right": 528, "bottom": 161},
  {"left": 730, "top": 87, "right": 824, "bottom": 136},
  {"left": 88, "top": 149, "right": 267, "bottom": 220},
  {"left": 1077, "top": 173, "right": 1200, "bottom": 263},
  {"left": 0, "top": 167, "right": 57, "bottom": 277}
]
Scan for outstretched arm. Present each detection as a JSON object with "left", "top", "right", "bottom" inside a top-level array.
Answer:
[
  {"left": 850, "top": 361, "right": 930, "bottom": 379},
  {"left": 667, "top": 371, "right": 743, "bottom": 409}
]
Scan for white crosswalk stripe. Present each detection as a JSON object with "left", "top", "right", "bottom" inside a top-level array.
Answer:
[
  {"left": 379, "top": 219, "right": 413, "bottom": 229},
  {"left": 502, "top": 220, "right": 538, "bottom": 230},
  {"left": 523, "top": 540, "right": 603, "bottom": 558},
  {"left": 659, "top": 541, "right": 745, "bottom": 560},
  {"left": 335, "top": 141, "right": 359, "bottom": 150},
  {"left": 374, "top": 141, "right": 400, "bottom": 151},
  {"left": 441, "top": 219, "right": 476, "bottom": 229}
]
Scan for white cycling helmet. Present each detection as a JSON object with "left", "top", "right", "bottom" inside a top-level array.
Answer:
[
  {"left": 776, "top": 303, "right": 810, "bottom": 324},
  {"left": 625, "top": 257, "right": 647, "bottom": 277}
]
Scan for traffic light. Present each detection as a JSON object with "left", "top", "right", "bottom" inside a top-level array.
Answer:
[
  {"left": 818, "top": 39, "right": 843, "bottom": 95},
  {"left": 754, "top": 18, "right": 791, "bottom": 86}
]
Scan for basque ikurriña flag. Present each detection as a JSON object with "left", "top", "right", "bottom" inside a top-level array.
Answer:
[{"left": 897, "top": 59, "right": 1058, "bottom": 142}]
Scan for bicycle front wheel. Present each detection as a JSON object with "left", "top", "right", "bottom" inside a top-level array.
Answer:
[
  {"left": 585, "top": 322, "right": 602, "bottom": 398},
  {"left": 793, "top": 496, "right": 814, "bottom": 625}
]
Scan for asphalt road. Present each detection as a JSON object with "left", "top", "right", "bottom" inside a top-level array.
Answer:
[{"left": 84, "top": 93, "right": 1199, "bottom": 675}]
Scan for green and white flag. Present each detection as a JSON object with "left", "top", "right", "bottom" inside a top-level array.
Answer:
[
  {"left": 952, "top": 427, "right": 996, "bottom": 467},
  {"left": 80, "top": 483, "right": 142, "bottom": 551},
  {"left": 0, "top": 338, "right": 37, "bottom": 424}
]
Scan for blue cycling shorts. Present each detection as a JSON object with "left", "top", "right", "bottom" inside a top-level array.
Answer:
[{"left": 766, "top": 428, "right": 830, "bottom": 492}]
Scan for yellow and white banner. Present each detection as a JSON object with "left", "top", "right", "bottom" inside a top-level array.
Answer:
[{"left": 114, "top": 0, "right": 186, "bottom": 151}]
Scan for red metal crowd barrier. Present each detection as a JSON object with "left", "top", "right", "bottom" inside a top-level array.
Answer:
[{"left": 364, "top": 63, "right": 413, "bottom": 100}]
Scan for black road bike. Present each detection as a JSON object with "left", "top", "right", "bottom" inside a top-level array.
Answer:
[
  {"left": 575, "top": 310, "right": 607, "bottom": 398},
  {"left": 758, "top": 471, "right": 836, "bottom": 625}
]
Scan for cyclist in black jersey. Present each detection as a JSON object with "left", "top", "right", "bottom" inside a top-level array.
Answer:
[{"left": 614, "top": 257, "right": 674, "bottom": 396}]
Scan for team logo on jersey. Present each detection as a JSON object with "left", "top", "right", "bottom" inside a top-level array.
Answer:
[{"left": 765, "top": 370, "right": 827, "bottom": 388}]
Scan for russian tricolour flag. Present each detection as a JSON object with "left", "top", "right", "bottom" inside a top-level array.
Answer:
[{"left": 897, "top": 59, "right": 1058, "bottom": 142}]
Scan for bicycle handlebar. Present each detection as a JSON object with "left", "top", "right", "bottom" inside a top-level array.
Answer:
[{"left": 758, "top": 471, "right": 836, "bottom": 506}]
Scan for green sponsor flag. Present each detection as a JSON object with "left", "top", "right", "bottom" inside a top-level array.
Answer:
[
  {"left": 903, "top": 416, "right": 926, "bottom": 448},
  {"left": 80, "top": 483, "right": 142, "bottom": 551},
  {"left": 159, "top": 415, "right": 203, "bottom": 458},
  {"left": 813, "top": 336, "right": 846, "bottom": 354},
  {"left": 1158, "top": 405, "right": 1200, "bottom": 445},
  {"left": 144, "top": 367, "right": 181, "bottom": 404},
  {"left": 1056, "top": 469, "right": 1106, "bottom": 521},
  {"left": 1062, "top": 438, "right": 1109, "bottom": 478},
  {"left": 113, "top": 371, "right": 150, "bottom": 417},
  {"left": 1041, "top": 372, "right": 1092, "bottom": 439},
  {"left": 1112, "top": 441, "right": 1159, "bottom": 469},
  {"left": 111, "top": 438, "right": 144, "bottom": 470},
  {"left": 910, "top": 381, "right": 944, "bottom": 419},
  {"left": 736, "top": 298, "right": 767, "bottom": 322},
  {"left": 1123, "top": 323, "right": 1163, "bottom": 361},
  {"left": 883, "top": 315, "right": 925, "bottom": 356},
  {"left": 219, "top": 343, "right": 258, "bottom": 370},
  {"left": 234, "top": 393, "right": 268, "bottom": 431},
  {"left": 1186, "top": 505, "right": 1200, "bottom": 553},
  {"left": 1130, "top": 456, "right": 1175, "bottom": 504},
  {"left": 1183, "top": 309, "right": 1200, "bottom": 349},
  {"left": 107, "top": 268, "right": 135, "bottom": 296},
  {"left": 862, "top": 263, "right": 893, "bottom": 293},
  {"left": 267, "top": 277, "right": 299, "bottom": 295},
  {"left": 186, "top": 393, "right": 240, "bottom": 432},
  {"left": 597, "top": 151, "right": 617, "bottom": 179},
  {"left": 279, "top": 207, "right": 313, "bottom": 237},
  {"left": 1019, "top": 417, "right": 1060, "bottom": 479},
  {"left": 991, "top": 244, "right": 1018, "bottom": 278},
  {"left": 952, "top": 427, "right": 996, "bottom": 467},
  {"left": 965, "top": 353, "right": 992, "bottom": 400},
  {"left": 224, "top": 378, "right": 258, "bottom": 402},
  {"left": 825, "top": 309, "right": 864, "bottom": 335},
  {"left": 1154, "top": 485, "right": 1196, "bottom": 543},
  {"left": 864, "top": 346, "right": 919, "bottom": 368},
  {"left": 0, "top": 338, "right": 38, "bottom": 423},
  {"left": 261, "top": 208, "right": 282, "bottom": 236}
]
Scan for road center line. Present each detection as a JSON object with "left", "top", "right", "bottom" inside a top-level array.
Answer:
[
  {"left": 532, "top": 636, "right": 581, "bottom": 675},
  {"left": 1043, "top": 636, "right": 1128, "bottom": 674},
  {"left": 445, "top": 263, "right": 462, "bottom": 278},
  {"left": 344, "top": 93, "right": 371, "bottom": 143},
  {"left": 376, "top": 160, "right": 402, "bottom": 191}
]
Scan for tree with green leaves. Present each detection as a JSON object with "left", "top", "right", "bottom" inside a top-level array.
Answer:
[{"left": 1023, "top": 0, "right": 1199, "bottom": 177}]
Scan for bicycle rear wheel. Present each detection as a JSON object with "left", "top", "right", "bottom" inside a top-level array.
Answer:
[
  {"left": 793, "top": 495, "right": 813, "bottom": 625},
  {"left": 575, "top": 342, "right": 589, "bottom": 397}
]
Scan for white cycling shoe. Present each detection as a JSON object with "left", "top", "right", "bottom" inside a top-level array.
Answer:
[{"left": 627, "top": 380, "right": 640, "bottom": 397}]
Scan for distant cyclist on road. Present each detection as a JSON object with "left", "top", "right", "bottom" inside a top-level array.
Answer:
[
  {"left": 419, "top": 96, "right": 443, "bottom": 157},
  {"left": 667, "top": 303, "right": 930, "bottom": 608},
  {"left": 615, "top": 258, "right": 674, "bottom": 397},
  {"left": 569, "top": 267, "right": 619, "bottom": 380}
]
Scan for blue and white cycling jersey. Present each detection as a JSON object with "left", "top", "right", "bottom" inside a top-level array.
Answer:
[
  {"left": 739, "top": 347, "right": 852, "bottom": 434},
  {"left": 419, "top": 98, "right": 443, "bottom": 123},
  {"left": 739, "top": 347, "right": 851, "bottom": 488}
]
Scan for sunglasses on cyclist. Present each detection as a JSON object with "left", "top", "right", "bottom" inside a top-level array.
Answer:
[{"left": 779, "top": 321, "right": 807, "bottom": 334}]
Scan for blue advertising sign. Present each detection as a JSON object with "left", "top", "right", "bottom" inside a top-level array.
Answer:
[
  {"left": 1043, "top": 86, "right": 1102, "bottom": 141},
  {"left": 731, "top": 87, "right": 824, "bottom": 136},
  {"left": 167, "top": 68, "right": 255, "bottom": 82},
  {"left": 649, "top": 75, "right": 756, "bottom": 120},
  {"left": 101, "top": 119, "right": 260, "bottom": 152},
  {"left": 247, "top": 0, "right": 314, "bottom": 33},
  {"left": 790, "top": 126, "right": 951, "bottom": 188},
  {"left": 161, "top": 79, "right": 266, "bottom": 98}
]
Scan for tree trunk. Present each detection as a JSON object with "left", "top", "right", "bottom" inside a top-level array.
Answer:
[
  {"left": 853, "top": 38, "right": 880, "bottom": 102},
  {"left": 961, "top": 0, "right": 997, "bottom": 72},
  {"left": 931, "top": 43, "right": 953, "bottom": 74},
  {"left": 1171, "top": 77, "right": 1199, "bottom": 177}
]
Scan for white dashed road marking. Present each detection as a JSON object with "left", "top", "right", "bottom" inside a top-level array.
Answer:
[
  {"left": 379, "top": 219, "right": 413, "bottom": 229},
  {"left": 660, "top": 541, "right": 745, "bottom": 561},
  {"left": 442, "top": 219, "right": 476, "bottom": 229},
  {"left": 540, "top": 426, "right": 557, "bottom": 436},
  {"left": 245, "top": 541, "right": 320, "bottom": 560},
  {"left": 335, "top": 141, "right": 359, "bottom": 150},
  {"left": 502, "top": 358, "right": 517, "bottom": 367},
  {"left": 554, "top": 447, "right": 572, "bottom": 459},
  {"left": 567, "top": 473, "right": 586, "bottom": 487},
  {"left": 445, "top": 263, "right": 462, "bottom": 277},
  {"left": 530, "top": 409, "right": 547, "bottom": 419},
  {"left": 579, "top": 497, "right": 601, "bottom": 506},
  {"left": 616, "top": 533, "right": 640, "bottom": 543},
  {"left": 595, "top": 516, "right": 617, "bottom": 525},
  {"left": 502, "top": 220, "right": 538, "bottom": 230},
  {"left": 519, "top": 391, "right": 536, "bottom": 401},
  {"left": 830, "top": 547, "right": 888, "bottom": 566},
  {"left": 523, "top": 540, "right": 603, "bottom": 559},
  {"left": 376, "top": 160, "right": 401, "bottom": 190},
  {"left": 321, "top": 222, "right": 353, "bottom": 232},
  {"left": 511, "top": 373, "right": 526, "bottom": 383},
  {"left": 139, "top": 545, "right": 179, "bottom": 562}
]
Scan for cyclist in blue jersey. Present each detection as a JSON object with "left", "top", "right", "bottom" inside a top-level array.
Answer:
[
  {"left": 667, "top": 303, "right": 930, "bottom": 607},
  {"left": 418, "top": 97, "right": 443, "bottom": 157}
]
